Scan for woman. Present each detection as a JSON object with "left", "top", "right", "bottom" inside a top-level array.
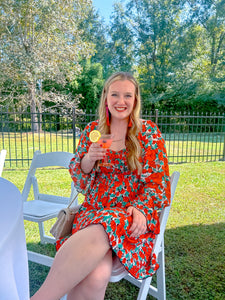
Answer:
[{"left": 31, "top": 72, "right": 170, "bottom": 300}]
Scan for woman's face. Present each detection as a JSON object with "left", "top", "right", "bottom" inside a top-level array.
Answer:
[{"left": 106, "top": 80, "right": 136, "bottom": 123}]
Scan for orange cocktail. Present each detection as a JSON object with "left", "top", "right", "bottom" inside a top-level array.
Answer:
[{"left": 97, "top": 134, "right": 113, "bottom": 166}]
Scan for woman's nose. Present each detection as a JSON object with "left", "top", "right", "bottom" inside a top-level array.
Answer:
[{"left": 117, "top": 96, "right": 126, "bottom": 104}]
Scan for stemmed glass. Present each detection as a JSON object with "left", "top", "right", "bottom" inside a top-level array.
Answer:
[{"left": 97, "top": 134, "right": 113, "bottom": 166}]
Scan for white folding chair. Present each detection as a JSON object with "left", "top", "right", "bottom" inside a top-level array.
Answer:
[
  {"left": 0, "top": 149, "right": 7, "bottom": 177},
  {"left": 22, "top": 150, "right": 78, "bottom": 266},
  {"left": 110, "top": 171, "right": 180, "bottom": 300}
]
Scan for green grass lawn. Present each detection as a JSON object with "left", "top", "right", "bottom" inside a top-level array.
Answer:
[{"left": 2, "top": 161, "right": 225, "bottom": 299}]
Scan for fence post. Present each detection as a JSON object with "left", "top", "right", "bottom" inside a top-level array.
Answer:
[
  {"left": 72, "top": 107, "right": 76, "bottom": 154},
  {"left": 218, "top": 113, "right": 225, "bottom": 161},
  {"left": 222, "top": 135, "right": 225, "bottom": 161},
  {"left": 155, "top": 109, "right": 159, "bottom": 125}
]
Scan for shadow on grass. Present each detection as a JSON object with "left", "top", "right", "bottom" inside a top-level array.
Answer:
[{"left": 28, "top": 223, "right": 225, "bottom": 300}]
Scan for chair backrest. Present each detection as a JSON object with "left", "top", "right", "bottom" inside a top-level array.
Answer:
[
  {"left": 152, "top": 171, "right": 180, "bottom": 256},
  {"left": 0, "top": 149, "right": 7, "bottom": 177},
  {"left": 21, "top": 150, "right": 75, "bottom": 204}
]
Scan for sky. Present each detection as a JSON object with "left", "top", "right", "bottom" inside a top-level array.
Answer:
[{"left": 92, "top": 0, "right": 115, "bottom": 23}]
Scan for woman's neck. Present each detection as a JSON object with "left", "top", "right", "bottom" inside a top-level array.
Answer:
[
  {"left": 109, "top": 119, "right": 127, "bottom": 151},
  {"left": 110, "top": 119, "right": 127, "bottom": 138}
]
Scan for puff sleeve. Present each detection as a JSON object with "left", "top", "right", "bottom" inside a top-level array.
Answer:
[
  {"left": 130, "top": 120, "right": 171, "bottom": 233},
  {"left": 69, "top": 121, "right": 98, "bottom": 195}
]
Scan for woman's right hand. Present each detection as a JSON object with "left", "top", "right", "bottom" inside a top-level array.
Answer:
[{"left": 86, "top": 142, "right": 106, "bottom": 163}]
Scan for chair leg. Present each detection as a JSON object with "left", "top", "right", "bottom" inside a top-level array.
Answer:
[
  {"left": 38, "top": 222, "right": 46, "bottom": 244},
  {"left": 137, "top": 277, "right": 152, "bottom": 300},
  {"left": 156, "top": 240, "right": 166, "bottom": 300}
]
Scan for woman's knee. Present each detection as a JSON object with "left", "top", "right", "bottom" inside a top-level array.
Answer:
[
  {"left": 67, "top": 250, "right": 113, "bottom": 300},
  {"left": 86, "top": 250, "right": 113, "bottom": 290}
]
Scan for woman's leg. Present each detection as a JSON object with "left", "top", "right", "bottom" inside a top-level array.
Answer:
[
  {"left": 31, "top": 224, "right": 110, "bottom": 300},
  {"left": 67, "top": 249, "right": 113, "bottom": 300}
]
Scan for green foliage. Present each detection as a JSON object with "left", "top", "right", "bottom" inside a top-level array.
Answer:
[
  {"left": 77, "top": 6, "right": 109, "bottom": 68},
  {"left": 144, "top": 79, "right": 225, "bottom": 113},
  {"left": 0, "top": 0, "right": 224, "bottom": 115},
  {"left": 126, "top": 0, "right": 225, "bottom": 114},
  {"left": 106, "top": 2, "right": 136, "bottom": 74},
  {"left": 0, "top": 0, "right": 95, "bottom": 114},
  {"left": 71, "top": 60, "right": 104, "bottom": 119}
]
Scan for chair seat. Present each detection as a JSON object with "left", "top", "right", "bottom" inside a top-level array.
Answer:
[{"left": 23, "top": 200, "right": 66, "bottom": 221}]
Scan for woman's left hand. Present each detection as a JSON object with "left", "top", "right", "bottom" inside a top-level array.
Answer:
[{"left": 127, "top": 206, "right": 147, "bottom": 237}]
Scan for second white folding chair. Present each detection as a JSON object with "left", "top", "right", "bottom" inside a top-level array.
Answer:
[{"left": 0, "top": 149, "right": 7, "bottom": 177}]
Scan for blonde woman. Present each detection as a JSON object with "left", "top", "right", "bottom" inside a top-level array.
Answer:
[{"left": 31, "top": 72, "right": 170, "bottom": 300}]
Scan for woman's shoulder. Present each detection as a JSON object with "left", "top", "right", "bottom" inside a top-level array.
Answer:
[
  {"left": 138, "top": 119, "right": 164, "bottom": 149},
  {"left": 78, "top": 121, "right": 99, "bottom": 143},
  {"left": 83, "top": 120, "right": 99, "bottom": 133},
  {"left": 139, "top": 119, "right": 159, "bottom": 135}
]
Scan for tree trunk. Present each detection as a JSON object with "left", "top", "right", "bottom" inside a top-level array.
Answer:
[{"left": 28, "top": 83, "right": 39, "bottom": 132}]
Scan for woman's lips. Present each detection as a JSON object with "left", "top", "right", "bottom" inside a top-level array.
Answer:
[{"left": 115, "top": 107, "right": 127, "bottom": 112}]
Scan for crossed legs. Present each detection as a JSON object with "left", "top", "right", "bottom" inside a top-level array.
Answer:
[
  {"left": 67, "top": 249, "right": 112, "bottom": 300},
  {"left": 31, "top": 224, "right": 112, "bottom": 300}
]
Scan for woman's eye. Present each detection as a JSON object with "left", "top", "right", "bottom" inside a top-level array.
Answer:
[{"left": 111, "top": 93, "right": 118, "bottom": 97}]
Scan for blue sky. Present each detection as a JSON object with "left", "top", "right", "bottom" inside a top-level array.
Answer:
[
  {"left": 92, "top": 0, "right": 128, "bottom": 24},
  {"left": 92, "top": 0, "right": 115, "bottom": 23}
]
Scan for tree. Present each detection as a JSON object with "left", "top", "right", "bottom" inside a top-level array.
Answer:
[
  {"left": 106, "top": 2, "right": 136, "bottom": 75},
  {"left": 125, "top": 0, "right": 225, "bottom": 112},
  {"left": 76, "top": 5, "right": 112, "bottom": 79},
  {"left": 126, "top": 0, "right": 186, "bottom": 99},
  {"left": 174, "top": 0, "right": 225, "bottom": 111},
  {"left": 71, "top": 59, "right": 104, "bottom": 118},
  {"left": 186, "top": 0, "right": 225, "bottom": 80},
  {"left": 0, "top": 0, "right": 95, "bottom": 130}
]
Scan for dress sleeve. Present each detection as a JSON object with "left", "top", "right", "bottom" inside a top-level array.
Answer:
[
  {"left": 131, "top": 120, "right": 171, "bottom": 234},
  {"left": 69, "top": 121, "right": 98, "bottom": 195}
]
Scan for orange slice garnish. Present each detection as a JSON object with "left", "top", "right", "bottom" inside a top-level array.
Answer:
[{"left": 89, "top": 130, "right": 101, "bottom": 143}]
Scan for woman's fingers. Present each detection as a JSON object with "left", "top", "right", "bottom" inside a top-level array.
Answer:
[
  {"left": 127, "top": 206, "right": 147, "bottom": 237},
  {"left": 88, "top": 143, "right": 106, "bottom": 162},
  {"left": 130, "top": 221, "right": 146, "bottom": 237}
]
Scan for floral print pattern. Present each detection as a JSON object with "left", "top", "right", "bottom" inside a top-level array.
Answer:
[{"left": 56, "top": 119, "right": 170, "bottom": 280}]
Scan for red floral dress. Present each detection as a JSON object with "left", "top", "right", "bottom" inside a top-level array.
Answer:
[{"left": 56, "top": 119, "right": 171, "bottom": 280}]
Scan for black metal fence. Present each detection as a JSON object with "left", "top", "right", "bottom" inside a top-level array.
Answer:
[{"left": 0, "top": 108, "right": 224, "bottom": 168}]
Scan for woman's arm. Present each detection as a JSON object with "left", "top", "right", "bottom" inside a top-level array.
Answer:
[
  {"left": 126, "top": 120, "right": 171, "bottom": 234},
  {"left": 69, "top": 121, "right": 103, "bottom": 194}
]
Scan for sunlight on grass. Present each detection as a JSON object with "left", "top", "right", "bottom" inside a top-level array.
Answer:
[{"left": 169, "top": 162, "right": 225, "bottom": 228}]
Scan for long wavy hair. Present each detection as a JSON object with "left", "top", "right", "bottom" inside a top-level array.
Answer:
[{"left": 98, "top": 72, "right": 142, "bottom": 174}]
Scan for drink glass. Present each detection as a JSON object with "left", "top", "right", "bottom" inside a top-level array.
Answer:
[{"left": 97, "top": 134, "right": 113, "bottom": 166}]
